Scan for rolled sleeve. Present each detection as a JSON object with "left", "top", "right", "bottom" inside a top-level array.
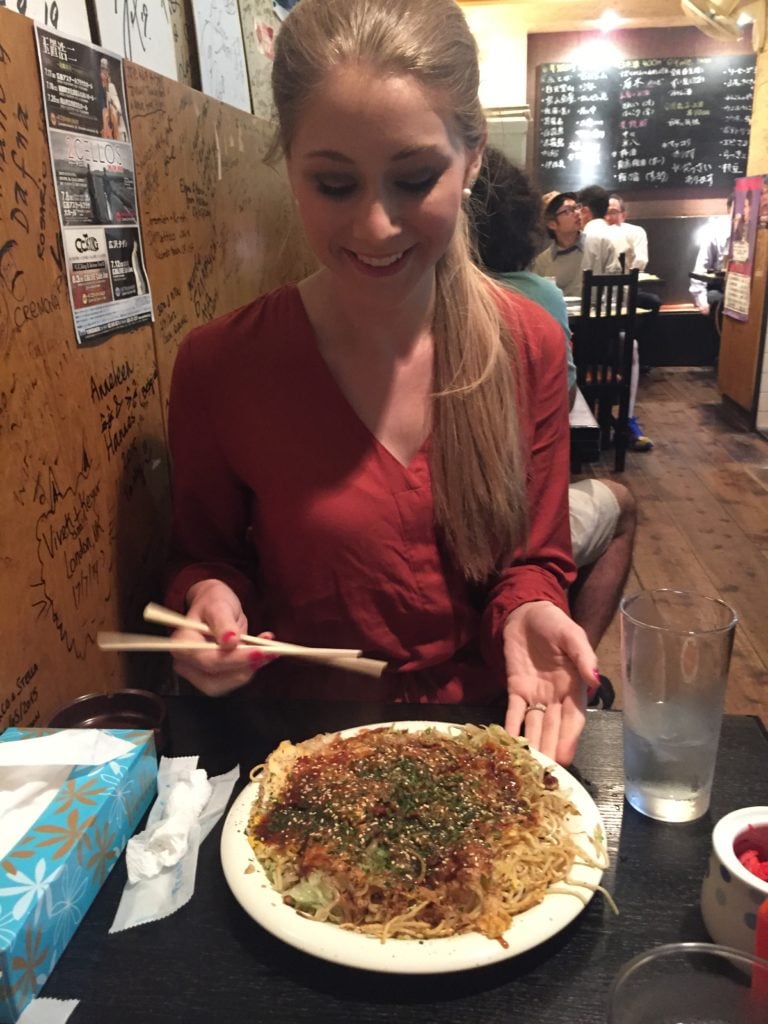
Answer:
[{"left": 480, "top": 295, "right": 576, "bottom": 674}]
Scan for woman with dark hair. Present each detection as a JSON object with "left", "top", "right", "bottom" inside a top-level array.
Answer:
[{"left": 471, "top": 147, "right": 571, "bottom": 369}]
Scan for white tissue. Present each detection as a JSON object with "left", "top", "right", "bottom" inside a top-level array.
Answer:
[
  {"left": 0, "top": 730, "right": 135, "bottom": 862},
  {"left": 109, "top": 756, "right": 239, "bottom": 932},
  {"left": 126, "top": 767, "right": 212, "bottom": 880},
  {"left": 0, "top": 730, "right": 134, "bottom": 766},
  {"left": 16, "top": 999, "right": 79, "bottom": 1024}
]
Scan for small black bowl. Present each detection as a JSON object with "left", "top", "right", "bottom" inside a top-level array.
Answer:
[{"left": 46, "top": 689, "right": 168, "bottom": 755}]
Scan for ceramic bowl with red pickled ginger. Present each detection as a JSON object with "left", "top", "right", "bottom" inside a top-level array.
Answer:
[{"left": 701, "top": 806, "right": 768, "bottom": 954}]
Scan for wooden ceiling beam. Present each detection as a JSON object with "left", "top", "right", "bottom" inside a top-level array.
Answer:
[{"left": 461, "top": 0, "right": 689, "bottom": 33}]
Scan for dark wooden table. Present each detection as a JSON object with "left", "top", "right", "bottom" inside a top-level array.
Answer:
[
  {"left": 690, "top": 271, "right": 726, "bottom": 285},
  {"left": 38, "top": 698, "right": 768, "bottom": 1024}
]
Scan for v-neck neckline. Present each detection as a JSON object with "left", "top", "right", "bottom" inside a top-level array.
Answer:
[{"left": 290, "top": 285, "right": 431, "bottom": 478}]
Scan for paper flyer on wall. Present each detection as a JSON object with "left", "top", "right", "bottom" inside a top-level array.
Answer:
[
  {"left": 723, "top": 175, "right": 763, "bottom": 323},
  {"left": 0, "top": 0, "right": 91, "bottom": 39},
  {"left": 35, "top": 25, "right": 153, "bottom": 346}
]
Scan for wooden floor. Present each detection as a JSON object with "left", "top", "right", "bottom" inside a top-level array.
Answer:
[{"left": 579, "top": 366, "right": 768, "bottom": 727}]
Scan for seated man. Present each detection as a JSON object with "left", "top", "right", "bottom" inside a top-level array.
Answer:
[
  {"left": 606, "top": 193, "right": 647, "bottom": 271},
  {"left": 690, "top": 204, "right": 732, "bottom": 316},
  {"left": 690, "top": 201, "right": 732, "bottom": 362},
  {"left": 532, "top": 188, "right": 651, "bottom": 450},
  {"left": 578, "top": 184, "right": 632, "bottom": 272},
  {"left": 606, "top": 193, "right": 661, "bottom": 372},
  {"left": 533, "top": 190, "right": 621, "bottom": 295},
  {"left": 577, "top": 185, "right": 653, "bottom": 453},
  {"left": 472, "top": 150, "right": 637, "bottom": 669}
]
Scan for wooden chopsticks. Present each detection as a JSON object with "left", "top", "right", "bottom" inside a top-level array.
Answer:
[
  {"left": 143, "top": 603, "right": 362, "bottom": 657},
  {"left": 96, "top": 632, "right": 362, "bottom": 660},
  {"left": 95, "top": 603, "right": 388, "bottom": 679}
]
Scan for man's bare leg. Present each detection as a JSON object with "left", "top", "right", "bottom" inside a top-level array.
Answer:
[{"left": 570, "top": 480, "right": 637, "bottom": 649}]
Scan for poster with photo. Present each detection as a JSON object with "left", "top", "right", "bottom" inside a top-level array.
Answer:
[
  {"left": 723, "top": 175, "right": 763, "bottom": 323},
  {"left": 36, "top": 25, "right": 152, "bottom": 345},
  {"left": 50, "top": 132, "right": 137, "bottom": 225}
]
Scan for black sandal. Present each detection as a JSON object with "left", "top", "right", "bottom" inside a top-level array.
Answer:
[{"left": 588, "top": 674, "right": 615, "bottom": 709}]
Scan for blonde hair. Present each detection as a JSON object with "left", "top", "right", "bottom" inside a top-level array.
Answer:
[{"left": 272, "top": 0, "right": 527, "bottom": 580}]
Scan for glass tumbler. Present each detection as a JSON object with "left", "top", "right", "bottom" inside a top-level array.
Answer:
[
  {"left": 606, "top": 942, "right": 768, "bottom": 1023},
  {"left": 620, "top": 589, "right": 737, "bottom": 822}
]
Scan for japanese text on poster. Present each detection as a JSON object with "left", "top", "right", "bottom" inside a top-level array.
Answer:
[
  {"left": 723, "top": 175, "right": 763, "bottom": 323},
  {"left": 35, "top": 25, "right": 152, "bottom": 345}
]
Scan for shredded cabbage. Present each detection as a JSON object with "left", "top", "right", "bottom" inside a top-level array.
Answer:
[{"left": 285, "top": 871, "right": 336, "bottom": 912}]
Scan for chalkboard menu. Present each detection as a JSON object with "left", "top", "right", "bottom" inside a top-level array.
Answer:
[{"left": 537, "top": 55, "right": 754, "bottom": 191}]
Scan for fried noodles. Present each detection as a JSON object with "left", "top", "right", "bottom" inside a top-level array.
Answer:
[{"left": 246, "top": 724, "right": 606, "bottom": 943}]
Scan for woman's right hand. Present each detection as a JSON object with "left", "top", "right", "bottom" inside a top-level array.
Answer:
[{"left": 170, "top": 579, "right": 277, "bottom": 697}]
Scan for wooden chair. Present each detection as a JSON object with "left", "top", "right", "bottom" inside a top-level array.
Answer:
[{"left": 571, "top": 268, "right": 639, "bottom": 473}]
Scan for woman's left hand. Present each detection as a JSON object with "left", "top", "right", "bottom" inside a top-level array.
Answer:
[{"left": 502, "top": 601, "right": 598, "bottom": 766}]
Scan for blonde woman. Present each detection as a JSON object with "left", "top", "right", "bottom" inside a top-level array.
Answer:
[{"left": 165, "top": 0, "right": 598, "bottom": 764}]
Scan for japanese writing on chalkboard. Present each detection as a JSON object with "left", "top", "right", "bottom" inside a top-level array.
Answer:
[{"left": 537, "top": 55, "right": 755, "bottom": 191}]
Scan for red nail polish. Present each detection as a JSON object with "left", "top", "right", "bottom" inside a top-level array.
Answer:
[
  {"left": 220, "top": 631, "right": 239, "bottom": 644},
  {"left": 248, "top": 650, "right": 279, "bottom": 667},
  {"left": 587, "top": 669, "right": 601, "bottom": 699}
]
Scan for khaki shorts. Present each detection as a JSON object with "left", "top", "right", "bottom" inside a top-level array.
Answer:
[{"left": 569, "top": 479, "right": 621, "bottom": 569}]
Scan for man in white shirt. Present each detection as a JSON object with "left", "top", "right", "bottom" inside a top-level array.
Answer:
[
  {"left": 577, "top": 185, "right": 626, "bottom": 269},
  {"left": 607, "top": 193, "right": 660, "bottom": 371},
  {"left": 576, "top": 185, "right": 653, "bottom": 453},
  {"left": 690, "top": 213, "right": 731, "bottom": 315},
  {"left": 606, "top": 194, "right": 647, "bottom": 271}
]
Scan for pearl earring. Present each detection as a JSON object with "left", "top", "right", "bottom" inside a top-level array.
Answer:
[{"left": 462, "top": 186, "right": 472, "bottom": 198}]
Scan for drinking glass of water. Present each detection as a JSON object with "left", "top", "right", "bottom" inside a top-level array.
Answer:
[
  {"left": 620, "top": 589, "right": 737, "bottom": 823},
  {"left": 606, "top": 942, "right": 768, "bottom": 1023}
]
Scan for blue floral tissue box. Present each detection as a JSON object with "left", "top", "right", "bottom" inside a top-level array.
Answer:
[{"left": 0, "top": 728, "right": 157, "bottom": 1023}]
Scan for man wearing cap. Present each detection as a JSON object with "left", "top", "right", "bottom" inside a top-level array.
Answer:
[
  {"left": 535, "top": 185, "right": 653, "bottom": 453},
  {"left": 533, "top": 190, "right": 621, "bottom": 295}
]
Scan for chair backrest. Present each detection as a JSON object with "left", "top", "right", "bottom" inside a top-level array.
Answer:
[
  {"left": 579, "top": 266, "right": 639, "bottom": 321},
  {"left": 571, "top": 268, "right": 639, "bottom": 472},
  {"left": 572, "top": 268, "right": 639, "bottom": 392}
]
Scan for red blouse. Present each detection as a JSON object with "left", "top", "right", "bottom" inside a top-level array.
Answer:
[{"left": 166, "top": 284, "right": 574, "bottom": 703}]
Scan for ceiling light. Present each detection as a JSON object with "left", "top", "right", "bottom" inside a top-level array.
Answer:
[
  {"left": 597, "top": 9, "right": 622, "bottom": 32},
  {"left": 569, "top": 38, "right": 623, "bottom": 66}
]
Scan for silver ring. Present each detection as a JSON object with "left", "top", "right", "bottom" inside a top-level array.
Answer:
[{"left": 525, "top": 702, "right": 547, "bottom": 714}]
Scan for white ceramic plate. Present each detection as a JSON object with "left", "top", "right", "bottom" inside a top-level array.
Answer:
[{"left": 220, "top": 721, "right": 607, "bottom": 974}]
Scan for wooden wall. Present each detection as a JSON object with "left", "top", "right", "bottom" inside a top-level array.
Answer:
[
  {"left": 0, "top": 6, "right": 314, "bottom": 731},
  {"left": 719, "top": 225, "right": 768, "bottom": 414}
]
